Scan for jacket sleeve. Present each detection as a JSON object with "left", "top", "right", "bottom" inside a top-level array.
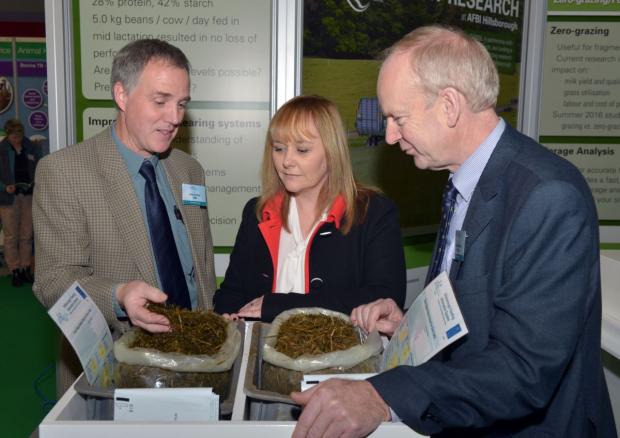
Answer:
[
  {"left": 369, "top": 180, "right": 599, "bottom": 435},
  {"left": 0, "top": 141, "right": 9, "bottom": 192},
  {"left": 213, "top": 198, "right": 267, "bottom": 314},
  {"left": 262, "top": 195, "right": 406, "bottom": 322},
  {"left": 32, "top": 155, "right": 126, "bottom": 331}
]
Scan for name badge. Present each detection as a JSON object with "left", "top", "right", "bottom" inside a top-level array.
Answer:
[
  {"left": 454, "top": 230, "right": 467, "bottom": 262},
  {"left": 182, "top": 183, "right": 207, "bottom": 207}
]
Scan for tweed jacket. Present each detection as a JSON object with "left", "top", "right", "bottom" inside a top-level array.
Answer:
[
  {"left": 33, "top": 127, "right": 217, "bottom": 394},
  {"left": 33, "top": 127, "right": 217, "bottom": 324},
  {"left": 369, "top": 124, "right": 616, "bottom": 437}
]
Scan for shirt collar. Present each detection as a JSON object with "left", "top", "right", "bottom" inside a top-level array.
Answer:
[
  {"left": 451, "top": 118, "right": 506, "bottom": 202},
  {"left": 112, "top": 123, "right": 159, "bottom": 176},
  {"left": 262, "top": 191, "right": 346, "bottom": 229}
]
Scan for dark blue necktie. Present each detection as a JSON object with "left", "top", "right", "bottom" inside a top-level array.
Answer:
[
  {"left": 139, "top": 160, "right": 191, "bottom": 309},
  {"left": 427, "top": 179, "right": 458, "bottom": 284}
]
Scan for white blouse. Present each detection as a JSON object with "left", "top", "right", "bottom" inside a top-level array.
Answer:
[{"left": 275, "top": 197, "right": 327, "bottom": 294}]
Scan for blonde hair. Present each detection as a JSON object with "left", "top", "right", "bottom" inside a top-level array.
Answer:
[
  {"left": 258, "top": 95, "right": 372, "bottom": 234},
  {"left": 383, "top": 25, "right": 499, "bottom": 112}
]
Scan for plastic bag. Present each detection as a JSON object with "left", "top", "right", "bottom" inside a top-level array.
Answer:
[
  {"left": 115, "top": 362, "right": 233, "bottom": 397},
  {"left": 262, "top": 307, "right": 382, "bottom": 372},
  {"left": 114, "top": 319, "right": 241, "bottom": 372}
]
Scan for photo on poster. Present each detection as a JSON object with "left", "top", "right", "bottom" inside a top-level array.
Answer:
[
  {"left": 303, "top": 0, "right": 523, "bottom": 232},
  {"left": 0, "top": 76, "right": 14, "bottom": 114}
]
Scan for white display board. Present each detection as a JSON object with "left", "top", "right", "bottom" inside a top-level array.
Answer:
[
  {"left": 78, "top": 0, "right": 271, "bottom": 102},
  {"left": 78, "top": 0, "right": 271, "bottom": 245},
  {"left": 538, "top": 2, "right": 620, "bottom": 220}
]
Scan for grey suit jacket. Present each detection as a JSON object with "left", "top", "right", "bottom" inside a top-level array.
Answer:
[
  {"left": 33, "top": 127, "right": 217, "bottom": 393},
  {"left": 370, "top": 125, "right": 616, "bottom": 437}
]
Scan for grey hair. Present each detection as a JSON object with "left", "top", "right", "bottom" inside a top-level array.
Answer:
[
  {"left": 383, "top": 25, "right": 499, "bottom": 112},
  {"left": 110, "top": 39, "right": 190, "bottom": 97}
]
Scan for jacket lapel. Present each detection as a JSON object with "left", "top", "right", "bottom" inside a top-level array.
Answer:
[
  {"left": 450, "top": 193, "right": 494, "bottom": 279},
  {"left": 450, "top": 126, "right": 519, "bottom": 280},
  {"left": 94, "top": 128, "right": 158, "bottom": 285}
]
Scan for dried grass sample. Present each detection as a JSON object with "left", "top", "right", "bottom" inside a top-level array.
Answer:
[
  {"left": 273, "top": 314, "right": 359, "bottom": 358},
  {"left": 129, "top": 304, "right": 227, "bottom": 356}
]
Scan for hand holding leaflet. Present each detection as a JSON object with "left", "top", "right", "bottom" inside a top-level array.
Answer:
[{"left": 382, "top": 271, "right": 468, "bottom": 369}]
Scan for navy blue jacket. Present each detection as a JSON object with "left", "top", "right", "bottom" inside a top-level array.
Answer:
[
  {"left": 370, "top": 124, "right": 616, "bottom": 437},
  {"left": 0, "top": 137, "right": 41, "bottom": 205},
  {"left": 213, "top": 192, "right": 406, "bottom": 322}
]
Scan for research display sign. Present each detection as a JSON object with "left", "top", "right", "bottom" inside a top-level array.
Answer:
[
  {"left": 540, "top": 1, "right": 620, "bottom": 219},
  {"left": 0, "top": 38, "right": 49, "bottom": 153},
  {"left": 17, "top": 41, "right": 49, "bottom": 146},
  {"left": 74, "top": 0, "right": 271, "bottom": 245},
  {"left": 0, "top": 40, "right": 14, "bottom": 120}
]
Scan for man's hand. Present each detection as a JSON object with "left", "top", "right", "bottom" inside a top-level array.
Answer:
[
  {"left": 350, "top": 298, "right": 404, "bottom": 336},
  {"left": 291, "top": 378, "right": 390, "bottom": 438},
  {"left": 116, "top": 280, "right": 170, "bottom": 332},
  {"left": 6, "top": 184, "right": 15, "bottom": 194},
  {"left": 236, "top": 295, "right": 263, "bottom": 319}
]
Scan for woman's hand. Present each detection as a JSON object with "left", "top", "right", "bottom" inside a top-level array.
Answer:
[{"left": 236, "top": 295, "right": 264, "bottom": 319}]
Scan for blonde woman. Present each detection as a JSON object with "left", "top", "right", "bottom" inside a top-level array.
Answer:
[{"left": 214, "top": 95, "right": 405, "bottom": 321}]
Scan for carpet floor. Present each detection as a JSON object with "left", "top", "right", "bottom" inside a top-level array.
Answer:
[{"left": 1, "top": 274, "right": 58, "bottom": 438}]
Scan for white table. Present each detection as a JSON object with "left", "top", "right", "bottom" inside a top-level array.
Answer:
[
  {"left": 601, "top": 251, "right": 620, "bottom": 360},
  {"left": 600, "top": 251, "right": 620, "bottom": 435}
]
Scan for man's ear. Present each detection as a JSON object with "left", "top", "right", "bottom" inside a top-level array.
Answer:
[
  {"left": 113, "top": 82, "right": 128, "bottom": 112},
  {"left": 439, "top": 87, "right": 461, "bottom": 128}
]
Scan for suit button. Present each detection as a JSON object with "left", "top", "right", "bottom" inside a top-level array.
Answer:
[
  {"left": 310, "top": 277, "right": 323, "bottom": 289},
  {"left": 423, "top": 412, "right": 439, "bottom": 422},
  {"left": 260, "top": 273, "right": 271, "bottom": 285}
]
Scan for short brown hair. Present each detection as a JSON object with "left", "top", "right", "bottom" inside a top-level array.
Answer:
[
  {"left": 4, "top": 118, "right": 24, "bottom": 136},
  {"left": 110, "top": 39, "right": 190, "bottom": 97}
]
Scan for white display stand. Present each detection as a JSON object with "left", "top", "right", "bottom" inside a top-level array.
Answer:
[
  {"left": 38, "top": 322, "right": 423, "bottom": 438},
  {"left": 600, "top": 251, "right": 620, "bottom": 435},
  {"left": 40, "top": 255, "right": 620, "bottom": 438},
  {"left": 601, "top": 251, "right": 620, "bottom": 360}
]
